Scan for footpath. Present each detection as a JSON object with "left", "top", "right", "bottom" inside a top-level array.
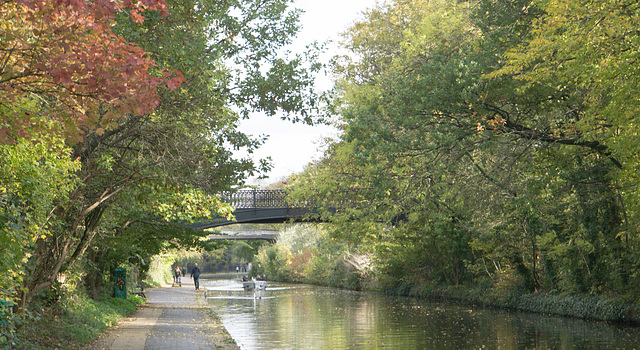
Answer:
[{"left": 89, "top": 278, "right": 239, "bottom": 350}]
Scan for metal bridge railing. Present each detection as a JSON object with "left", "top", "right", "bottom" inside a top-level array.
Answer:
[
  {"left": 222, "top": 189, "right": 288, "bottom": 209},
  {"left": 220, "top": 188, "right": 364, "bottom": 210}
]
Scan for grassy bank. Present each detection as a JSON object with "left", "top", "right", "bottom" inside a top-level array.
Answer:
[
  {"left": 386, "top": 283, "right": 640, "bottom": 325},
  {"left": 5, "top": 292, "right": 144, "bottom": 349}
]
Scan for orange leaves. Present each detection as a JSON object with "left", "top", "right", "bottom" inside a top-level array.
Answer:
[
  {"left": 487, "top": 116, "right": 506, "bottom": 129},
  {"left": 0, "top": 0, "right": 180, "bottom": 144},
  {"left": 130, "top": 9, "right": 145, "bottom": 23}
]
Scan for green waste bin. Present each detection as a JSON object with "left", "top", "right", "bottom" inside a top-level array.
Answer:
[
  {"left": 1, "top": 299, "right": 14, "bottom": 330},
  {"left": 0, "top": 299, "right": 13, "bottom": 313},
  {"left": 113, "top": 267, "right": 127, "bottom": 299}
]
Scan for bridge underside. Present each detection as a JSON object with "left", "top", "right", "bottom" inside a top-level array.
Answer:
[
  {"left": 208, "top": 229, "right": 278, "bottom": 242},
  {"left": 191, "top": 207, "right": 315, "bottom": 230},
  {"left": 208, "top": 234, "right": 276, "bottom": 241}
]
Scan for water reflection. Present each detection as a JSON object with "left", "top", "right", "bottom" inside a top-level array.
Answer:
[{"left": 203, "top": 278, "right": 640, "bottom": 349}]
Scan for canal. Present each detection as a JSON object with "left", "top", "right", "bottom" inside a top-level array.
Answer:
[{"left": 202, "top": 277, "right": 640, "bottom": 349}]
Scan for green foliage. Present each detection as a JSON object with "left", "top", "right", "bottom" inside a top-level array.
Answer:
[
  {"left": 230, "top": 241, "right": 260, "bottom": 265},
  {"left": 495, "top": 0, "right": 640, "bottom": 154},
  {"left": 256, "top": 244, "right": 294, "bottom": 281},
  {"left": 0, "top": 137, "right": 79, "bottom": 302},
  {"left": 3, "top": 0, "right": 323, "bottom": 312},
  {"left": 0, "top": 303, "right": 19, "bottom": 349},
  {"left": 276, "top": 224, "right": 322, "bottom": 253},
  {"left": 509, "top": 293, "right": 638, "bottom": 322},
  {"left": 145, "top": 254, "right": 177, "bottom": 287},
  {"left": 283, "top": 0, "right": 640, "bottom": 305},
  {"left": 252, "top": 225, "right": 366, "bottom": 289},
  {"left": 14, "top": 291, "right": 139, "bottom": 349}
]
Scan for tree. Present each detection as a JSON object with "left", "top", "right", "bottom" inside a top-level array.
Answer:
[
  {"left": 9, "top": 0, "right": 324, "bottom": 307},
  {"left": 0, "top": 135, "right": 79, "bottom": 302},
  {"left": 1, "top": 1, "right": 182, "bottom": 304},
  {"left": 493, "top": 0, "right": 640, "bottom": 167},
  {"left": 300, "top": 0, "right": 640, "bottom": 296},
  {"left": 322, "top": 0, "right": 486, "bottom": 286},
  {"left": 476, "top": 0, "right": 639, "bottom": 293},
  {"left": 0, "top": 0, "right": 183, "bottom": 144},
  {"left": 488, "top": 0, "right": 640, "bottom": 272}
]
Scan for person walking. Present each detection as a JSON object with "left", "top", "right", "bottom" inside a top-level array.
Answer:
[
  {"left": 174, "top": 266, "right": 181, "bottom": 286},
  {"left": 190, "top": 263, "right": 202, "bottom": 291}
]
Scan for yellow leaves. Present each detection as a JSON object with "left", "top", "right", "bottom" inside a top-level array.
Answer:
[
  {"left": 487, "top": 116, "right": 506, "bottom": 129},
  {"left": 147, "top": 186, "right": 235, "bottom": 223}
]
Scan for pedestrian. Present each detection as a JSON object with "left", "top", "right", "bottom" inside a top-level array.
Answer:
[
  {"left": 174, "top": 266, "right": 181, "bottom": 285},
  {"left": 236, "top": 266, "right": 239, "bottom": 273},
  {"left": 190, "top": 263, "right": 201, "bottom": 291}
]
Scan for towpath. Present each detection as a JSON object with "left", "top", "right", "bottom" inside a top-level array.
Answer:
[{"left": 89, "top": 278, "right": 238, "bottom": 350}]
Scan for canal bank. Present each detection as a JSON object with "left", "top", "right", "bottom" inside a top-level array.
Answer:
[
  {"left": 203, "top": 276, "right": 640, "bottom": 349},
  {"left": 381, "top": 282, "right": 640, "bottom": 325},
  {"left": 251, "top": 253, "right": 640, "bottom": 326},
  {"left": 88, "top": 278, "right": 238, "bottom": 350},
  {"left": 252, "top": 245, "right": 640, "bottom": 325},
  {"left": 272, "top": 270, "right": 640, "bottom": 326}
]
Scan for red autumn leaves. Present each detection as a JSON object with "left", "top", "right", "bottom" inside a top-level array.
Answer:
[{"left": 0, "top": 0, "right": 184, "bottom": 143}]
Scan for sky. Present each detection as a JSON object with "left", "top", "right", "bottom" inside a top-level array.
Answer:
[{"left": 238, "top": 0, "right": 379, "bottom": 186}]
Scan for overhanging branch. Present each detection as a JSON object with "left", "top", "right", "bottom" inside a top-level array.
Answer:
[{"left": 484, "top": 104, "right": 623, "bottom": 169}]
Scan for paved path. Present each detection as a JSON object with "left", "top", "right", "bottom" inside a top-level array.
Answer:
[{"left": 89, "top": 278, "right": 238, "bottom": 350}]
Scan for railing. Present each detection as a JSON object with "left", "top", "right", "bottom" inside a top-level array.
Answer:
[
  {"left": 222, "top": 189, "right": 288, "bottom": 209},
  {"left": 220, "top": 188, "right": 365, "bottom": 210}
]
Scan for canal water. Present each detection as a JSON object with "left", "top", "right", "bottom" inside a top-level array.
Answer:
[{"left": 202, "top": 277, "right": 640, "bottom": 349}]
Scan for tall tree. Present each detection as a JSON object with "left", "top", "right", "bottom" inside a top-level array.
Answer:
[
  {"left": 301, "top": 0, "right": 640, "bottom": 295},
  {"left": 481, "top": 0, "right": 640, "bottom": 293},
  {"left": 1, "top": 0, "right": 322, "bottom": 307}
]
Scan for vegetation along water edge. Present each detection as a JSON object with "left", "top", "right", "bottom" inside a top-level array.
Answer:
[{"left": 249, "top": 224, "right": 640, "bottom": 326}]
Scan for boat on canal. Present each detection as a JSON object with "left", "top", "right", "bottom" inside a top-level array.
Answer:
[{"left": 242, "top": 279, "right": 267, "bottom": 291}]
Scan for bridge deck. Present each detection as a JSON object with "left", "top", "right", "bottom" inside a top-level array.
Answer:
[{"left": 190, "top": 189, "right": 322, "bottom": 231}]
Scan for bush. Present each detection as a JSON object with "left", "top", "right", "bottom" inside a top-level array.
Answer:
[{"left": 255, "top": 245, "right": 294, "bottom": 281}]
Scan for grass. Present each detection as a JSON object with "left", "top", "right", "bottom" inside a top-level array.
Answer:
[{"left": 10, "top": 292, "right": 144, "bottom": 349}]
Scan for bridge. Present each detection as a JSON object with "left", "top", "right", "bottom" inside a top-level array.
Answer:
[
  {"left": 191, "top": 189, "right": 317, "bottom": 230},
  {"left": 208, "top": 228, "right": 278, "bottom": 242}
]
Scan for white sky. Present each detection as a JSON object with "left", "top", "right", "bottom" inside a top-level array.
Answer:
[{"left": 239, "top": 0, "right": 379, "bottom": 186}]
